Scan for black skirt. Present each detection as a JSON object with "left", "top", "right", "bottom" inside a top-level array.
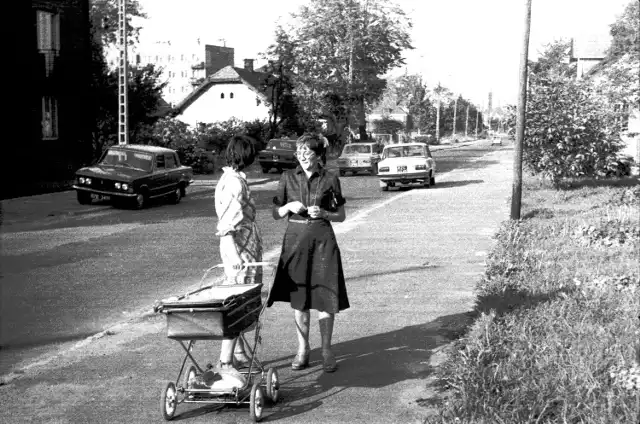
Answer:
[{"left": 267, "top": 219, "right": 350, "bottom": 313}]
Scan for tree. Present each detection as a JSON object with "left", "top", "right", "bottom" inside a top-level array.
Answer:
[
  {"left": 431, "top": 83, "right": 453, "bottom": 141},
  {"left": 90, "top": 0, "right": 146, "bottom": 48},
  {"left": 266, "top": 0, "right": 413, "bottom": 141}
]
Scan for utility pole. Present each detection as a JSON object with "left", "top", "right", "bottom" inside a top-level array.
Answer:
[
  {"left": 465, "top": 104, "right": 469, "bottom": 138},
  {"left": 511, "top": 0, "right": 532, "bottom": 220},
  {"left": 475, "top": 107, "right": 479, "bottom": 138},
  {"left": 117, "top": 0, "right": 128, "bottom": 145},
  {"left": 452, "top": 95, "right": 458, "bottom": 138}
]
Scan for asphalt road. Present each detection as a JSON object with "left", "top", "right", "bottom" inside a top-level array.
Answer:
[
  {"left": 0, "top": 139, "right": 506, "bottom": 383},
  {"left": 1, "top": 139, "right": 514, "bottom": 423}
]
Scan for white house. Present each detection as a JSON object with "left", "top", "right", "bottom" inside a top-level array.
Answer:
[{"left": 175, "top": 60, "right": 271, "bottom": 127}]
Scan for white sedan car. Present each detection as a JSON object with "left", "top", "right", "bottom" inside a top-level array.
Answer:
[{"left": 377, "top": 143, "right": 436, "bottom": 191}]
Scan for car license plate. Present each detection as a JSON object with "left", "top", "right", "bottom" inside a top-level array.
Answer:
[
  {"left": 397, "top": 165, "right": 407, "bottom": 172},
  {"left": 272, "top": 155, "right": 279, "bottom": 160},
  {"left": 91, "top": 193, "right": 109, "bottom": 201}
]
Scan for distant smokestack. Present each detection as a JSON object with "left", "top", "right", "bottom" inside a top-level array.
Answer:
[{"left": 244, "top": 59, "right": 254, "bottom": 72}]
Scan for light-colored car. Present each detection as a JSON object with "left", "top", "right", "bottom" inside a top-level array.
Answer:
[
  {"left": 377, "top": 143, "right": 436, "bottom": 191},
  {"left": 337, "top": 142, "right": 383, "bottom": 176},
  {"left": 491, "top": 135, "right": 502, "bottom": 146}
]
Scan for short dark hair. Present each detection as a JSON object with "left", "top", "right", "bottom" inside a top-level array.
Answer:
[
  {"left": 225, "top": 135, "right": 256, "bottom": 170},
  {"left": 296, "top": 133, "right": 324, "bottom": 156}
]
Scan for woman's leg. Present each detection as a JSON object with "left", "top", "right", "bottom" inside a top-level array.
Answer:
[
  {"left": 219, "top": 337, "right": 236, "bottom": 366},
  {"left": 292, "top": 309, "right": 310, "bottom": 370},
  {"left": 319, "top": 312, "right": 337, "bottom": 372}
]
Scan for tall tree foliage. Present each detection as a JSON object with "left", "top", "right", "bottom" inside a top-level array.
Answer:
[
  {"left": 87, "top": 0, "right": 167, "bottom": 160},
  {"left": 266, "top": 0, "right": 413, "bottom": 141},
  {"left": 90, "top": 0, "right": 146, "bottom": 48}
]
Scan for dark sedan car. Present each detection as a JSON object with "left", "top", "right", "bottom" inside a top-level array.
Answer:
[
  {"left": 257, "top": 139, "right": 298, "bottom": 173},
  {"left": 73, "top": 145, "right": 194, "bottom": 209}
]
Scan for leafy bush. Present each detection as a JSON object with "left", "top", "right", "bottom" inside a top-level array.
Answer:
[
  {"left": 524, "top": 72, "right": 625, "bottom": 187},
  {"left": 414, "top": 135, "right": 439, "bottom": 145}
]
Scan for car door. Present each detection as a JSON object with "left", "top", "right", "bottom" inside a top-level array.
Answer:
[
  {"left": 150, "top": 153, "right": 170, "bottom": 197},
  {"left": 164, "top": 153, "right": 180, "bottom": 190}
]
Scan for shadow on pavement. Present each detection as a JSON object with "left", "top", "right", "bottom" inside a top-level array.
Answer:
[
  {"left": 166, "top": 312, "right": 476, "bottom": 422},
  {"left": 432, "top": 179, "right": 484, "bottom": 189},
  {"left": 264, "top": 312, "right": 474, "bottom": 422}
]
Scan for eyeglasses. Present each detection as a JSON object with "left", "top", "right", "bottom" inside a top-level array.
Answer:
[{"left": 296, "top": 150, "right": 316, "bottom": 159}]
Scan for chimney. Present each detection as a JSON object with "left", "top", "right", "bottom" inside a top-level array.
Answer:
[{"left": 244, "top": 59, "right": 254, "bottom": 72}]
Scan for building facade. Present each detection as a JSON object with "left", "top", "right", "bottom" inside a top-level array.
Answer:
[
  {"left": 175, "top": 62, "right": 271, "bottom": 127},
  {"left": 109, "top": 39, "right": 235, "bottom": 107},
  {"left": 28, "top": 0, "right": 92, "bottom": 191}
]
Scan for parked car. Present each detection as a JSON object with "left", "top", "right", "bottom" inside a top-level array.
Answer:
[
  {"left": 337, "top": 142, "right": 383, "bottom": 176},
  {"left": 491, "top": 135, "right": 502, "bottom": 146},
  {"left": 73, "top": 144, "right": 194, "bottom": 209},
  {"left": 377, "top": 143, "right": 436, "bottom": 191},
  {"left": 257, "top": 138, "right": 298, "bottom": 173}
]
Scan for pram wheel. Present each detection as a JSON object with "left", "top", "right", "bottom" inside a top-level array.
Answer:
[
  {"left": 161, "top": 381, "right": 177, "bottom": 421},
  {"left": 266, "top": 367, "right": 280, "bottom": 403},
  {"left": 249, "top": 381, "right": 265, "bottom": 422},
  {"left": 184, "top": 365, "right": 197, "bottom": 390}
]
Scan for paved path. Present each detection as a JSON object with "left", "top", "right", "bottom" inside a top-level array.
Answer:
[{"left": 1, "top": 142, "right": 513, "bottom": 423}]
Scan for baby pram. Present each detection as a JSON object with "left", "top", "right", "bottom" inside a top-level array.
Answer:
[{"left": 153, "top": 263, "right": 278, "bottom": 422}]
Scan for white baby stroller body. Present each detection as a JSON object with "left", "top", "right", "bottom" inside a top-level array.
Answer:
[{"left": 153, "top": 263, "right": 279, "bottom": 422}]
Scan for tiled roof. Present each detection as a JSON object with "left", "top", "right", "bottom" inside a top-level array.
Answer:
[
  {"left": 174, "top": 66, "right": 271, "bottom": 113},
  {"left": 570, "top": 34, "right": 611, "bottom": 60}
]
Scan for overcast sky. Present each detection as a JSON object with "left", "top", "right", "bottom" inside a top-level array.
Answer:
[{"left": 136, "top": 0, "right": 631, "bottom": 106}]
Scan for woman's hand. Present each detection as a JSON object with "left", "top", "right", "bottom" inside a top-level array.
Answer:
[
  {"left": 307, "top": 205, "right": 327, "bottom": 219},
  {"left": 287, "top": 201, "right": 307, "bottom": 215}
]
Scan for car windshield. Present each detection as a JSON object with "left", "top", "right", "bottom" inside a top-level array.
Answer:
[
  {"left": 99, "top": 149, "right": 153, "bottom": 172},
  {"left": 383, "top": 145, "right": 425, "bottom": 159},
  {"left": 343, "top": 144, "right": 372, "bottom": 155},
  {"left": 266, "top": 140, "right": 296, "bottom": 150}
]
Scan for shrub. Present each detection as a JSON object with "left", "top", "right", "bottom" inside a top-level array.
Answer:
[{"left": 414, "top": 135, "right": 440, "bottom": 145}]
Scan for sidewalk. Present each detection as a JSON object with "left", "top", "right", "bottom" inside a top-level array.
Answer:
[{"left": 1, "top": 143, "right": 512, "bottom": 423}]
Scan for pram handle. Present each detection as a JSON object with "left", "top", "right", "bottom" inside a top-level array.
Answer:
[{"left": 199, "top": 262, "right": 276, "bottom": 288}]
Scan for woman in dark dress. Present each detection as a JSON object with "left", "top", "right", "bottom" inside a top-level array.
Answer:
[{"left": 267, "top": 133, "right": 349, "bottom": 373}]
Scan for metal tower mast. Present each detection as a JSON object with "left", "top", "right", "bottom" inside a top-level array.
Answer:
[{"left": 118, "top": 0, "right": 129, "bottom": 145}]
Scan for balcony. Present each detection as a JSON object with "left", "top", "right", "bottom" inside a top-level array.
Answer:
[
  {"left": 191, "top": 61, "right": 205, "bottom": 70},
  {"left": 190, "top": 77, "right": 205, "bottom": 87}
]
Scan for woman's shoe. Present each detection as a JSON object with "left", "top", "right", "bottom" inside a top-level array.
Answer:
[
  {"left": 291, "top": 351, "right": 310, "bottom": 370},
  {"left": 322, "top": 351, "right": 337, "bottom": 373},
  {"left": 233, "top": 352, "right": 251, "bottom": 369}
]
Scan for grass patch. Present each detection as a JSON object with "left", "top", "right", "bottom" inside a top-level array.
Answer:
[{"left": 425, "top": 176, "right": 640, "bottom": 423}]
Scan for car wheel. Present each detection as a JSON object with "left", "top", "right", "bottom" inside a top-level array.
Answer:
[
  {"left": 430, "top": 174, "right": 436, "bottom": 186},
  {"left": 262, "top": 168, "right": 269, "bottom": 174},
  {"left": 423, "top": 177, "right": 431, "bottom": 189},
  {"left": 339, "top": 170, "right": 345, "bottom": 177},
  {"left": 380, "top": 184, "right": 389, "bottom": 192},
  {"left": 77, "top": 191, "right": 92, "bottom": 205},
  {"left": 133, "top": 191, "right": 148, "bottom": 209},
  {"left": 170, "top": 187, "right": 182, "bottom": 204},
  {"left": 179, "top": 184, "right": 187, "bottom": 198}
]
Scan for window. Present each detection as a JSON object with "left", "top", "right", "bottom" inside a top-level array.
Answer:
[
  {"left": 165, "top": 154, "right": 177, "bottom": 169},
  {"left": 41, "top": 96, "right": 59, "bottom": 139},
  {"left": 221, "top": 93, "right": 225, "bottom": 99},
  {"left": 36, "top": 10, "right": 60, "bottom": 51},
  {"left": 37, "top": 10, "right": 60, "bottom": 77},
  {"left": 156, "top": 154, "right": 165, "bottom": 169},
  {"left": 230, "top": 92, "right": 234, "bottom": 99}
]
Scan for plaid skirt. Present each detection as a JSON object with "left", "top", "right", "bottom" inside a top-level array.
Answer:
[{"left": 267, "top": 219, "right": 350, "bottom": 313}]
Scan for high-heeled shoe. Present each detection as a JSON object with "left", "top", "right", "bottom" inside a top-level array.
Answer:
[{"left": 291, "top": 351, "right": 310, "bottom": 370}]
